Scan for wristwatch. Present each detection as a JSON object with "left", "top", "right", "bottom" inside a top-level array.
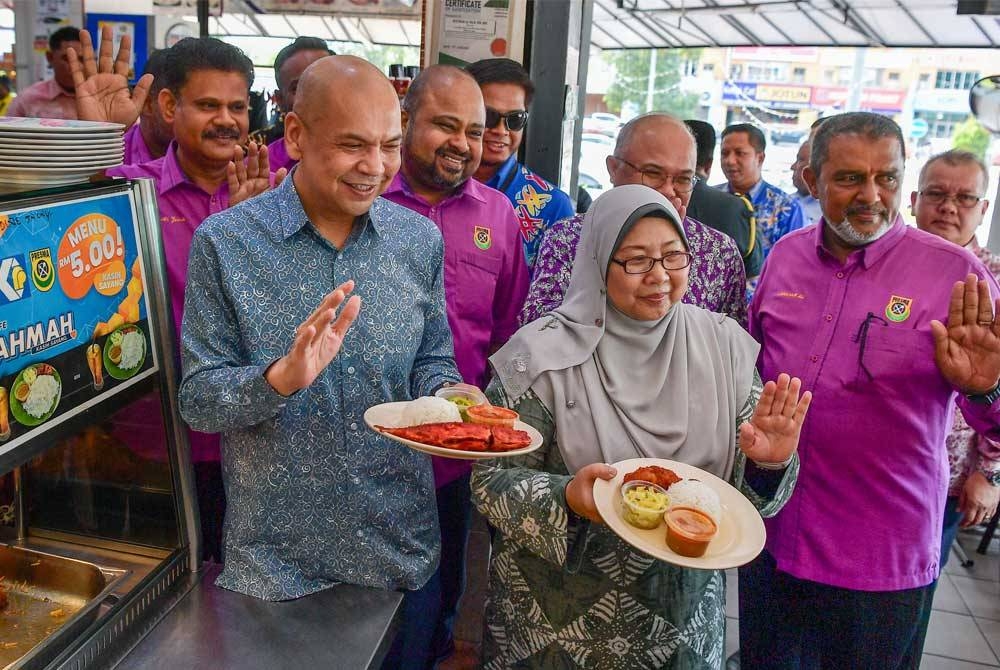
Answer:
[
  {"left": 966, "top": 382, "right": 1000, "bottom": 406},
  {"left": 977, "top": 465, "right": 1000, "bottom": 487}
]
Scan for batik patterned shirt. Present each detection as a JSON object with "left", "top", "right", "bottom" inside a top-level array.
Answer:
[
  {"left": 522, "top": 213, "right": 748, "bottom": 327},
  {"left": 947, "top": 241, "right": 1000, "bottom": 496},
  {"left": 179, "top": 176, "right": 461, "bottom": 600},
  {"left": 718, "top": 179, "right": 804, "bottom": 260},
  {"left": 485, "top": 155, "right": 576, "bottom": 268}
]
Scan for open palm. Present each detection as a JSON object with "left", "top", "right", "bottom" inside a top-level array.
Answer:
[
  {"left": 931, "top": 274, "right": 1000, "bottom": 394},
  {"left": 69, "top": 26, "right": 152, "bottom": 126},
  {"left": 739, "top": 373, "right": 812, "bottom": 466}
]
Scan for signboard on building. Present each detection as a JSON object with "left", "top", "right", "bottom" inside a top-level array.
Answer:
[
  {"left": 811, "top": 86, "right": 906, "bottom": 112},
  {"left": 722, "top": 81, "right": 811, "bottom": 110}
]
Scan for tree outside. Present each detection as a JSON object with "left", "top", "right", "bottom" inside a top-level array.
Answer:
[
  {"left": 601, "top": 48, "right": 702, "bottom": 120},
  {"left": 951, "top": 116, "right": 991, "bottom": 162}
]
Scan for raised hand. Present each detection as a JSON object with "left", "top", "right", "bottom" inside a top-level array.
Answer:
[
  {"left": 739, "top": 373, "right": 812, "bottom": 466},
  {"left": 227, "top": 142, "right": 288, "bottom": 206},
  {"left": 566, "top": 463, "right": 618, "bottom": 523},
  {"left": 69, "top": 25, "right": 153, "bottom": 126},
  {"left": 264, "top": 281, "right": 361, "bottom": 396},
  {"left": 931, "top": 274, "right": 1000, "bottom": 394}
]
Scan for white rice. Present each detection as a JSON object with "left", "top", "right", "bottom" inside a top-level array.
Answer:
[
  {"left": 668, "top": 479, "right": 722, "bottom": 525},
  {"left": 399, "top": 396, "right": 462, "bottom": 427},
  {"left": 23, "top": 374, "right": 59, "bottom": 418},
  {"left": 118, "top": 330, "right": 145, "bottom": 370}
]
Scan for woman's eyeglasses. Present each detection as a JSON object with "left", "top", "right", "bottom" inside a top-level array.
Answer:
[
  {"left": 485, "top": 107, "right": 529, "bottom": 132},
  {"left": 611, "top": 252, "right": 693, "bottom": 274}
]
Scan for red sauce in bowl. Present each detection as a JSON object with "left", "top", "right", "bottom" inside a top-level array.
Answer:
[{"left": 664, "top": 506, "right": 718, "bottom": 558}]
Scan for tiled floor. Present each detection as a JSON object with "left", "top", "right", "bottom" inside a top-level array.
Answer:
[{"left": 439, "top": 517, "right": 1000, "bottom": 669}]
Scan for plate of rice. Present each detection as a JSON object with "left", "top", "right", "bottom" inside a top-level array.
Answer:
[
  {"left": 9, "top": 362, "right": 62, "bottom": 427},
  {"left": 593, "top": 457, "right": 766, "bottom": 569},
  {"left": 364, "top": 397, "right": 543, "bottom": 460},
  {"left": 103, "top": 324, "right": 147, "bottom": 380}
]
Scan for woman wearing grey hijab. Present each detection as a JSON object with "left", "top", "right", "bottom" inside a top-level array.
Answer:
[{"left": 472, "top": 184, "right": 811, "bottom": 669}]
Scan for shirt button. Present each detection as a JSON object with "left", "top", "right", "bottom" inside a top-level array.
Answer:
[
  {"left": 825, "top": 314, "right": 833, "bottom": 322},
  {"left": 347, "top": 366, "right": 356, "bottom": 374},
  {"left": 810, "top": 355, "right": 819, "bottom": 362},
  {"left": 836, "top": 272, "right": 845, "bottom": 279},
  {"left": 350, "top": 422, "right": 358, "bottom": 431}
]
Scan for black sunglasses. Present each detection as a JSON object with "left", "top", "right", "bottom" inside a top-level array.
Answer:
[{"left": 485, "top": 107, "right": 529, "bottom": 132}]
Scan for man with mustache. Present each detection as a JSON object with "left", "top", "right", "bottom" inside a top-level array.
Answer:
[
  {"left": 71, "top": 29, "right": 280, "bottom": 564},
  {"left": 465, "top": 58, "right": 575, "bottom": 268},
  {"left": 739, "top": 112, "right": 1000, "bottom": 669},
  {"left": 911, "top": 150, "right": 1000, "bottom": 562},
  {"left": 718, "top": 123, "right": 804, "bottom": 261},
  {"left": 382, "top": 64, "right": 530, "bottom": 665}
]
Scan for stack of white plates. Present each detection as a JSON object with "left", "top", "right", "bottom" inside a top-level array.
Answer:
[{"left": 0, "top": 117, "right": 125, "bottom": 187}]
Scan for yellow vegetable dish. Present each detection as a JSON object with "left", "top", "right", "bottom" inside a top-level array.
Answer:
[{"left": 621, "top": 481, "right": 670, "bottom": 530}]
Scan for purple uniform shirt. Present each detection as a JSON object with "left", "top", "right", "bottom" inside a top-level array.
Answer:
[
  {"left": 108, "top": 143, "right": 235, "bottom": 463},
  {"left": 122, "top": 124, "right": 156, "bottom": 166},
  {"left": 267, "top": 137, "right": 296, "bottom": 174},
  {"left": 751, "top": 217, "right": 1000, "bottom": 591},
  {"left": 383, "top": 173, "right": 530, "bottom": 486}
]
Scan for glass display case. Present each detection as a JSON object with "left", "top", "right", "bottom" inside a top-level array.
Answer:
[{"left": 0, "top": 179, "right": 198, "bottom": 669}]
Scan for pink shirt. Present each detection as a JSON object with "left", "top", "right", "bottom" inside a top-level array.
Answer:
[
  {"left": 122, "top": 124, "right": 156, "bottom": 166},
  {"left": 6, "top": 78, "right": 77, "bottom": 119},
  {"left": 383, "top": 172, "right": 530, "bottom": 486},
  {"left": 108, "top": 143, "right": 234, "bottom": 463},
  {"left": 267, "top": 137, "right": 296, "bottom": 174},
  {"left": 752, "top": 217, "right": 1000, "bottom": 591}
]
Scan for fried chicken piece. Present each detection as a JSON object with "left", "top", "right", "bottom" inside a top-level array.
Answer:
[
  {"left": 490, "top": 426, "right": 532, "bottom": 451},
  {"left": 623, "top": 465, "right": 681, "bottom": 490},
  {"left": 377, "top": 422, "right": 492, "bottom": 451}
]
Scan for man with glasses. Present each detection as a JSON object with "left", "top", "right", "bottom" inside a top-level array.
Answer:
[
  {"left": 912, "top": 150, "right": 1000, "bottom": 568},
  {"left": 522, "top": 112, "right": 748, "bottom": 327},
  {"left": 718, "top": 123, "right": 804, "bottom": 260},
  {"left": 466, "top": 58, "right": 575, "bottom": 268},
  {"left": 739, "top": 113, "right": 1000, "bottom": 669},
  {"left": 382, "top": 64, "right": 530, "bottom": 667}
]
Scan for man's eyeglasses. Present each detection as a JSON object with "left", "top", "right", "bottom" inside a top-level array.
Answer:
[
  {"left": 611, "top": 252, "right": 693, "bottom": 274},
  {"left": 919, "top": 189, "right": 984, "bottom": 209},
  {"left": 485, "top": 107, "right": 529, "bottom": 132},
  {"left": 613, "top": 156, "right": 699, "bottom": 193}
]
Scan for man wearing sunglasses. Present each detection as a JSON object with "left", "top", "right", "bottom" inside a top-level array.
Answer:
[
  {"left": 912, "top": 150, "right": 1000, "bottom": 568},
  {"left": 466, "top": 58, "right": 575, "bottom": 268}
]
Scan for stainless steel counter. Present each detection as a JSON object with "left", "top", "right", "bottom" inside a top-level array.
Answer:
[{"left": 114, "top": 563, "right": 403, "bottom": 670}]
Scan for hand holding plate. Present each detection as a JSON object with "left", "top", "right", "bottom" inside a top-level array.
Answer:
[{"left": 566, "top": 462, "right": 618, "bottom": 523}]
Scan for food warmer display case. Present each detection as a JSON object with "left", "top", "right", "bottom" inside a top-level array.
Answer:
[{"left": 0, "top": 179, "right": 199, "bottom": 669}]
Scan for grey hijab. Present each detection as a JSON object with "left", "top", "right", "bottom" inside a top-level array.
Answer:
[{"left": 491, "top": 184, "right": 759, "bottom": 477}]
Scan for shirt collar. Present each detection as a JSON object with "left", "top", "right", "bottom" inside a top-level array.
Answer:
[
  {"left": 157, "top": 141, "right": 229, "bottom": 198},
  {"left": 275, "top": 166, "right": 380, "bottom": 242},
  {"left": 814, "top": 213, "right": 906, "bottom": 268},
  {"left": 386, "top": 170, "right": 487, "bottom": 206},
  {"left": 43, "top": 78, "right": 73, "bottom": 100},
  {"left": 485, "top": 154, "right": 519, "bottom": 190}
]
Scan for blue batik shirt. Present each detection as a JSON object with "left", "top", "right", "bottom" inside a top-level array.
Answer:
[
  {"left": 179, "top": 174, "right": 461, "bottom": 601},
  {"left": 718, "top": 179, "right": 804, "bottom": 260},
  {"left": 486, "top": 154, "right": 576, "bottom": 268}
]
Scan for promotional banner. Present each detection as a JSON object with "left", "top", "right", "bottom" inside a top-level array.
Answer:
[{"left": 0, "top": 191, "right": 158, "bottom": 456}]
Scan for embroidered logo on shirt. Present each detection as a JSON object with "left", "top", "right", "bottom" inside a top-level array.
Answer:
[
  {"left": 516, "top": 184, "right": 551, "bottom": 217},
  {"left": 885, "top": 295, "right": 912, "bottom": 323},
  {"left": 776, "top": 290, "right": 806, "bottom": 300},
  {"left": 474, "top": 226, "right": 492, "bottom": 251}
]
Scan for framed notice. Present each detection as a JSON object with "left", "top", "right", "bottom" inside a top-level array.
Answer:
[
  {"left": 0, "top": 190, "right": 159, "bottom": 457},
  {"left": 425, "top": 0, "right": 527, "bottom": 67},
  {"left": 85, "top": 14, "right": 149, "bottom": 84}
]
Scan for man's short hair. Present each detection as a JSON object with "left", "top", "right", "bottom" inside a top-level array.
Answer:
[
  {"left": 721, "top": 123, "right": 766, "bottom": 153},
  {"left": 273, "top": 36, "right": 333, "bottom": 89},
  {"left": 810, "top": 112, "right": 904, "bottom": 178},
  {"left": 160, "top": 37, "right": 254, "bottom": 96},
  {"left": 143, "top": 49, "right": 169, "bottom": 96},
  {"left": 48, "top": 26, "right": 81, "bottom": 52},
  {"left": 918, "top": 149, "right": 990, "bottom": 193},
  {"left": 685, "top": 119, "right": 716, "bottom": 169},
  {"left": 465, "top": 58, "right": 535, "bottom": 107},
  {"left": 811, "top": 116, "right": 829, "bottom": 131}
]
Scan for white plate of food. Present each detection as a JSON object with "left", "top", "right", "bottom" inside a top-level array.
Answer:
[
  {"left": 593, "top": 457, "right": 766, "bottom": 570},
  {"left": 364, "top": 398, "right": 543, "bottom": 460}
]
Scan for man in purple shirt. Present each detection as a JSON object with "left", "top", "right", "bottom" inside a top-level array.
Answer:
[
  {"left": 71, "top": 30, "right": 277, "bottom": 563},
  {"left": 523, "top": 113, "right": 748, "bottom": 327},
  {"left": 122, "top": 49, "right": 171, "bottom": 165},
  {"left": 382, "top": 64, "right": 530, "bottom": 664},
  {"left": 265, "top": 36, "right": 333, "bottom": 174},
  {"left": 739, "top": 112, "right": 1000, "bottom": 669}
]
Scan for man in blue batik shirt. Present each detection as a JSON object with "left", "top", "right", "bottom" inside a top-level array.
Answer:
[
  {"left": 179, "top": 56, "right": 461, "bottom": 670},
  {"left": 717, "top": 123, "right": 804, "bottom": 260},
  {"left": 466, "top": 58, "right": 575, "bottom": 268}
]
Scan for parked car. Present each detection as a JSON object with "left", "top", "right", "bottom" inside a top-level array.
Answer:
[
  {"left": 583, "top": 113, "right": 621, "bottom": 137},
  {"left": 769, "top": 125, "right": 807, "bottom": 145},
  {"left": 581, "top": 132, "right": 615, "bottom": 149}
]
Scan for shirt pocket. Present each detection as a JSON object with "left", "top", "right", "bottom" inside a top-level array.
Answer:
[
  {"left": 446, "top": 250, "right": 502, "bottom": 320},
  {"left": 856, "top": 325, "right": 937, "bottom": 392}
]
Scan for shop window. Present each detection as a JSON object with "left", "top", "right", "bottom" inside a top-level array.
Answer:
[
  {"left": 792, "top": 67, "right": 806, "bottom": 83},
  {"left": 935, "top": 70, "right": 979, "bottom": 90}
]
